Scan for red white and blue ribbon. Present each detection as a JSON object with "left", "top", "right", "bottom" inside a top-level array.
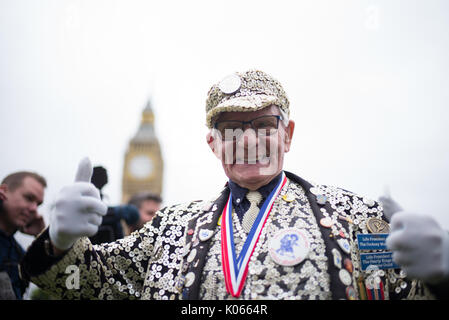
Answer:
[
  {"left": 366, "top": 279, "right": 385, "bottom": 300},
  {"left": 221, "top": 172, "right": 287, "bottom": 297}
]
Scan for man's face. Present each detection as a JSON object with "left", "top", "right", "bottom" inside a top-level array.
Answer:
[
  {"left": 139, "top": 199, "right": 160, "bottom": 224},
  {"left": 0, "top": 177, "right": 44, "bottom": 231},
  {"left": 208, "top": 105, "right": 294, "bottom": 190}
]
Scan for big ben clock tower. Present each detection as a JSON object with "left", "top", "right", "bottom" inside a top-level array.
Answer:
[{"left": 122, "top": 100, "right": 163, "bottom": 203}]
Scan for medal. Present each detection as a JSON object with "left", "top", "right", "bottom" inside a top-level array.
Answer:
[
  {"left": 346, "top": 286, "right": 357, "bottom": 300},
  {"left": 357, "top": 276, "right": 367, "bottom": 300},
  {"left": 268, "top": 228, "right": 310, "bottom": 266},
  {"left": 221, "top": 172, "right": 287, "bottom": 298},
  {"left": 365, "top": 277, "right": 385, "bottom": 300},
  {"left": 366, "top": 218, "right": 390, "bottom": 234}
]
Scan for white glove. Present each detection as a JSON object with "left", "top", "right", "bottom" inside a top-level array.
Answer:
[
  {"left": 378, "top": 193, "right": 403, "bottom": 222},
  {"left": 49, "top": 157, "right": 108, "bottom": 251},
  {"left": 385, "top": 210, "right": 449, "bottom": 284}
]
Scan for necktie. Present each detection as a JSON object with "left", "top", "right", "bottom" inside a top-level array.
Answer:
[{"left": 242, "top": 191, "right": 263, "bottom": 233}]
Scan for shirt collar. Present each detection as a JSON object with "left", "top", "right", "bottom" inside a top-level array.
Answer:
[{"left": 228, "top": 171, "right": 283, "bottom": 203}]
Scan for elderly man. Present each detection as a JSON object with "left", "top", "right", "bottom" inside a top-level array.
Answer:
[{"left": 20, "top": 70, "right": 447, "bottom": 299}]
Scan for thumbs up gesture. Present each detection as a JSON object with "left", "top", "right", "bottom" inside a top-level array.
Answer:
[
  {"left": 379, "top": 193, "right": 449, "bottom": 284},
  {"left": 49, "top": 158, "right": 108, "bottom": 251}
]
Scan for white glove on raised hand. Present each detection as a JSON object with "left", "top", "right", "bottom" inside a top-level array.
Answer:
[
  {"left": 379, "top": 195, "right": 449, "bottom": 284},
  {"left": 49, "top": 158, "right": 108, "bottom": 251}
]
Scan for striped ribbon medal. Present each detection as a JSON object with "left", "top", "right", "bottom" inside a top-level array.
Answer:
[{"left": 221, "top": 172, "right": 287, "bottom": 297}]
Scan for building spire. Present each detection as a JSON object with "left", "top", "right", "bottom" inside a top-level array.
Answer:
[
  {"left": 132, "top": 99, "right": 156, "bottom": 143},
  {"left": 141, "top": 99, "right": 154, "bottom": 124}
]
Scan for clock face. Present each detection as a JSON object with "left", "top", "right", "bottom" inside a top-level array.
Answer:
[{"left": 129, "top": 154, "right": 154, "bottom": 179}]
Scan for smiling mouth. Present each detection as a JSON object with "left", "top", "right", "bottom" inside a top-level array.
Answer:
[{"left": 235, "top": 155, "right": 270, "bottom": 164}]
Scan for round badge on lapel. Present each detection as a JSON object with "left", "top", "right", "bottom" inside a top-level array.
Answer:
[
  {"left": 282, "top": 194, "right": 295, "bottom": 202},
  {"left": 320, "top": 217, "right": 333, "bottom": 228},
  {"left": 175, "top": 275, "right": 185, "bottom": 292},
  {"left": 337, "top": 238, "right": 351, "bottom": 254},
  {"left": 187, "top": 248, "right": 197, "bottom": 263},
  {"left": 269, "top": 228, "right": 310, "bottom": 267},
  {"left": 182, "top": 243, "right": 192, "bottom": 257},
  {"left": 198, "top": 229, "right": 214, "bottom": 242},
  {"left": 185, "top": 272, "right": 195, "bottom": 287},
  {"left": 316, "top": 194, "right": 328, "bottom": 205},
  {"left": 339, "top": 269, "right": 352, "bottom": 286},
  {"left": 344, "top": 258, "right": 353, "bottom": 273},
  {"left": 332, "top": 248, "right": 342, "bottom": 269}
]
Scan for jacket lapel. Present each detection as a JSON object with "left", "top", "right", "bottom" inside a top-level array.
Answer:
[
  {"left": 179, "top": 187, "right": 229, "bottom": 300},
  {"left": 285, "top": 171, "right": 349, "bottom": 300}
]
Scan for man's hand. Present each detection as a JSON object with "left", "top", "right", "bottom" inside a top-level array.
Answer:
[
  {"left": 379, "top": 195, "right": 449, "bottom": 284},
  {"left": 49, "top": 157, "right": 107, "bottom": 251},
  {"left": 386, "top": 212, "right": 449, "bottom": 284}
]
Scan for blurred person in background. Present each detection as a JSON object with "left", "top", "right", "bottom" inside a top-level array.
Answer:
[
  {"left": 127, "top": 192, "right": 162, "bottom": 233},
  {"left": 0, "top": 171, "right": 46, "bottom": 299}
]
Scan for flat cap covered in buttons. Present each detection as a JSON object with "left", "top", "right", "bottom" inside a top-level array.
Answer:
[{"left": 205, "top": 69, "right": 290, "bottom": 128}]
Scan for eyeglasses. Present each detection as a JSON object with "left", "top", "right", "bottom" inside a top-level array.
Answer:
[{"left": 213, "top": 115, "right": 283, "bottom": 141}]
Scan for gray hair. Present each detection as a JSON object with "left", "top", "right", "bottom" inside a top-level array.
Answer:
[{"left": 279, "top": 107, "right": 289, "bottom": 127}]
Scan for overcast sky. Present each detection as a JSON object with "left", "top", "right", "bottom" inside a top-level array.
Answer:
[{"left": 1, "top": 0, "right": 449, "bottom": 249}]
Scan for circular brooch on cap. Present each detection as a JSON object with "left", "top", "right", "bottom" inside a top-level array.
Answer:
[{"left": 218, "top": 73, "right": 241, "bottom": 94}]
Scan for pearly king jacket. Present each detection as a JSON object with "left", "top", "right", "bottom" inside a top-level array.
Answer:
[{"left": 20, "top": 171, "right": 435, "bottom": 300}]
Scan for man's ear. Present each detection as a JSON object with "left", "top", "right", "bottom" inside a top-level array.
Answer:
[
  {"left": 284, "top": 120, "right": 295, "bottom": 153},
  {"left": 0, "top": 184, "right": 8, "bottom": 201},
  {"left": 206, "top": 130, "right": 222, "bottom": 159},
  {"left": 206, "top": 131, "right": 215, "bottom": 152}
]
